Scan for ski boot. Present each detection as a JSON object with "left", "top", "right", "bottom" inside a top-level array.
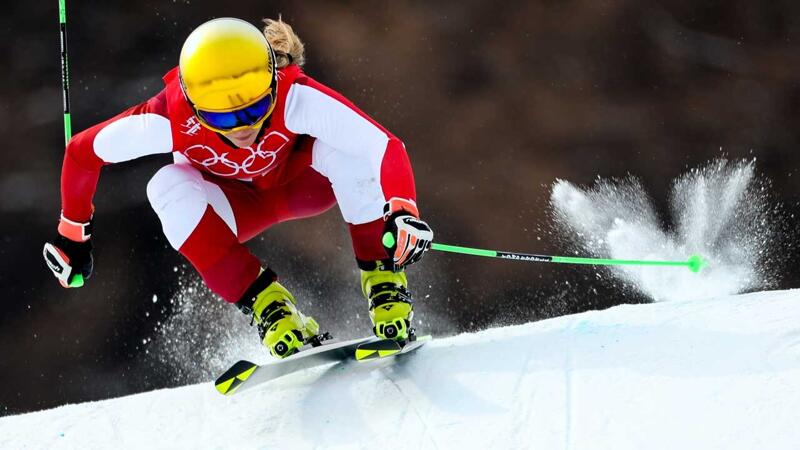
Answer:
[
  {"left": 361, "top": 261, "right": 414, "bottom": 342},
  {"left": 236, "top": 269, "right": 320, "bottom": 359}
]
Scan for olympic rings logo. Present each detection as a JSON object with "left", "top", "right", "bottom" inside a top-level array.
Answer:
[{"left": 182, "top": 131, "right": 290, "bottom": 178}]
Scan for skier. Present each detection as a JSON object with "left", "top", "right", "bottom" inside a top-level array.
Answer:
[{"left": 43, "top": 17, "right": 434, "bottom": 358}]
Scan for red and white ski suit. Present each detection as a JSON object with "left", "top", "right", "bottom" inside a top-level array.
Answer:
[{"left": 61, "top": 64, "right": 417, "bottom": 302}]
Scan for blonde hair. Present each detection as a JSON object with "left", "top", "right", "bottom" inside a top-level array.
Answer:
[{"left": 263, "top": 17, "right": 305, "bottom": 68}]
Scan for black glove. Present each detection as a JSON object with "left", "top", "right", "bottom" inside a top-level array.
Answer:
[
  {"left": 382, "top": 212, "right": 434, "bottom": 271},
  {"left": 43, "top": 217, "right": 94, "bottom": 288}
]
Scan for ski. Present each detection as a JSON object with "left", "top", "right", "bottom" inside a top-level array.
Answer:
[
  {"left": 354, "top": 334, "right": 432, "bottom": 361},
  {"left": 215, "top": 334, "right": 433, "bottom": 395},
  {"left": 214, "top": 335, "right": 377, "bottom": 396}
]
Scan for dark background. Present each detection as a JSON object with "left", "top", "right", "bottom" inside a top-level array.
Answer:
[{"left": 1, "top": 0, "right": 799, "bottom": 415}]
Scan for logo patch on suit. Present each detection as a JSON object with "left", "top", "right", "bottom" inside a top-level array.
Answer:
[{"left": 182, "top": 131, "right": 290, "bottom": 178}]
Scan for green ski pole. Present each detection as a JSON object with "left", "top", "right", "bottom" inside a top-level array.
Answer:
[
  {"left": 59, "top": 0, "right": 72, "bottom": 144},
  {"left": 430, "top": 243, "right": 707, "bottom": 273},
  {"left": 57, "top": 0, "right": 83, "bottom": 288}
]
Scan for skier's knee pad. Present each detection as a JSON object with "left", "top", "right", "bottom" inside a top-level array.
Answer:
[
  {"left": 147, "top": 164, "right": 204, "bottom": 206},
  {"left": 147, "top": 164, "right": 236, "bottom": 249}
]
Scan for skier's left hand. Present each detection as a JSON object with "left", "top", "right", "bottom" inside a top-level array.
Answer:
[
  {"left": 43, "top": 215, "right": 94, "bottom": 288},
  {"left": 382, "top": 198, "right": 434, "bottom": 271}
]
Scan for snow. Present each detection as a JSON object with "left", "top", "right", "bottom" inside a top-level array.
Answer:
[
  {"left": 550, "top": 160, "right": 785, "bottom": 302},
  {"left": 3, "top": 289, "right": 800, "bottom": 449}
]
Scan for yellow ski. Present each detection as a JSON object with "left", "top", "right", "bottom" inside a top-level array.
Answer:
[
  {"left": 355, "top": 335, "right": 432, "bottom": 362},
  {"left": 213, "top": 336, "right": 376, "bottom": 396},
  {"left": 214, "top": 361, "right": 258, "bottom": 395}
]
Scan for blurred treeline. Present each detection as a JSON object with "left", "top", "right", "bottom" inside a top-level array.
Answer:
[{"left": 1, "top": 0, "right": 799, "bottom": 415}]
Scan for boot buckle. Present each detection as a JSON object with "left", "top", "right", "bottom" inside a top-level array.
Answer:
[
  {"left": 374, "top": 318, "right": 409, "bottom": 341},
  {"left": 269, "top": 329, "right": 304, "bottom": 358}
]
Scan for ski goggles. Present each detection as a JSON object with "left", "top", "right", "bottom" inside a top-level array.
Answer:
[{"left": 194, "top": 89, "right": 276, "bottom": 133}]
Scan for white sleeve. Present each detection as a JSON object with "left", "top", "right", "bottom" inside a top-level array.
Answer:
[
  {"left": 283, "top": 83, "right": 389, "bottom": 157},
  {"left": 93, "top": 113, "right": 173, "bottom": 163}
]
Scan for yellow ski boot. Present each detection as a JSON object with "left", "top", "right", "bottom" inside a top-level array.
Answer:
[
  {"left": 361, "top": 262, "right": 414, "bottom": 341},
  {"left": 236, "top": 269, "right": 320, "bottom": 359}
]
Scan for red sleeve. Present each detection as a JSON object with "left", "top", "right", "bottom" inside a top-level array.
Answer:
[
  {"left": 380, "top": 138, "right": 417, "bottom": 205},
  {"left": 61, "top": 90, "right": 169, "bottom": 222}
]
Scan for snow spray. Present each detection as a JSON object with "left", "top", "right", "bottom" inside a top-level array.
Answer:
[
  {"left": 143, "top": 265, "right": 457, "bottom": 382},
  {"left": 144, "top": 270, "right": 264, "bottom": 383},
  {"left": 550, "top": 159, "right": 787, "bottom": 301}
]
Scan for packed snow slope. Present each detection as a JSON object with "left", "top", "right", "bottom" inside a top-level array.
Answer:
[{"left": 3, "top": 289, "right": 800, "bottom": 450}]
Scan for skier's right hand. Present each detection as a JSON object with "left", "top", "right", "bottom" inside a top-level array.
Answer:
[
  {"left": 381, "top": 198, "right": 434, "bottom": 271},
  {"left": 43, "top": 216, "right": 94, "bottom": 288}
]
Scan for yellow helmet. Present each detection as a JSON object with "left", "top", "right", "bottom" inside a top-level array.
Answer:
[{"left": 179, "top": 18, "right": 276, "bottom": 114}]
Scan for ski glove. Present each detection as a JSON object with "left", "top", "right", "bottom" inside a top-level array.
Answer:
[
  {"left": 381, "top": 198, "right": 434, "bottom": 271},
  {"left": 43, "top": 215, "right": 94, "bottom": 288}
]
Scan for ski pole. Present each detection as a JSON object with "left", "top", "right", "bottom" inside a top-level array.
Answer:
[
  {"left": 56, "top": 0, "right": 84, "bottom": 288},
  {"left": 430, "top": 243, "right": 707, "bottom": 273},
  {"left": 59, "top": 0, "right": 72, "bottom": 144}
]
